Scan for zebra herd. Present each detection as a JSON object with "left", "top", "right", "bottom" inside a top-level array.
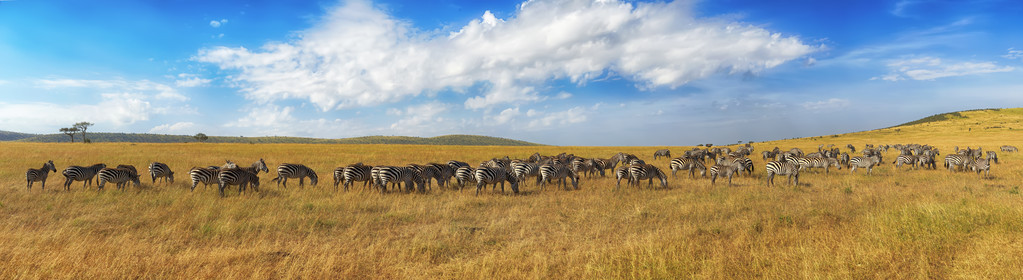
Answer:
[{"left": 23, "top": 143, "right": 1013, "bottom": 194}]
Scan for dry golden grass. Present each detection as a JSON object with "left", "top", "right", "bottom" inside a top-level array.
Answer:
[{"left": 2, "top": 108, "right": 1023, "bottom": 279}]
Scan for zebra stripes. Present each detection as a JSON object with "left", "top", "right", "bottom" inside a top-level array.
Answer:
[
  {"left": 218, "top": 168, "right": 260, "bottom": 197},
  {"left": 62, "top": 163, "right": 106, "bottom": 190},
  {"left": 986, "top": 151, "right": 998, "bottom": 164},
  {"left": 475, "top": 166, "right": 519, "bottom": 195},
  {"left": 669, "top": 157, "right": 706, "bottom": 178},
  {"left": 628, "top": 164, "right": 667, "bottom": 189},
  {"left": 190, "top": 166, "right": 220, "bottom": 191},
  {"left": 511, "top": 161, "right": 543, "bottom": 185},
  {"left": 893, "top": 155, "right": 917, "bottom": 170},
  {"left": 540, "top": 164, "right": 578, "bottom": 190},
  {"left": 26, "top": 160, "right": 57, "bottom": 190},
  {"left": 653, "top": 149, "right": 671, "bottom": 160},
  {"left": 455, "top": 166, "right": 476, "bottom": 189},
  {"left": 338, "top": 163, "right": 373, "bottom": 191},
  {"left": 272, "top": 163, "right": 318, "bottom": 188},
  {"left": 765, "top": 161, "right": 799, "bottom": 186},
  {"left": 148, "top": 162, "right": 174, "bottom": 184},
  {"left": 969, "top": 158, "right": 991, "bottom": 177},
  {"left": 944, "top": 154, "right": 972, "bottom": 172},
  {"left": 849, "top": 156, "right": 881, "bottom": 174},
  {"left": 377, "top": 166, "right": 424, "bottom": 193},
  {"left": 709, "top": 161, "right": 742, "bottom": 185},
  {"left": 98, "top": 167, "right": 141, "bottom": 191},
  {"left": 615, "top": 165, "right": 631, "bottom": 188}
]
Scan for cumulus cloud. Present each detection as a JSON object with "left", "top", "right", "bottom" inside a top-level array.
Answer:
[
  {"left": 174, "top": 74, "right": 212, "bottom": 88},
  {"left": 225, "top": 105, "right": 372, "bottom": 137},
  {"left": 1005, "top": 48, "right": 1023, "bottom": 61},
  {"left": 0, "top": 93, "right": 152, "bottom": 132},
  {"left": 210, "top": 19, "right": 228, "bottom": 28},
  {"left": 389, "top": 102, "right": 450, "bottom": 133},
  {"left": 801, "top": 98, "right": 850, "bottom": 111},
  {"left": 527, "top": 106, "right": 589, "bottom": 129},
  {"left": 150, "top": 122, "right": 196, "bottom": 134},
  {"left": 872, "top": 56, "right": 1015, "bottom": 81},
  {"left": 197, "top": 0, "right": 817, "bottom": 111}
]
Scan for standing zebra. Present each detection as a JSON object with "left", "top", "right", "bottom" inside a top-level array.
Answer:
[
  {"left": 571, "top": 157, "right": 596, "bottom": 178},
  {"left": 653, "top": 149, "right": 671, "bottom": 160},
  {"left": 803, "top": 157, "right": 841, "bottom": 173},
  {"left": 148, "top": 162, "right": 174, "bottom": 185},
  {"left": 454, "top": 166, "right": 476, "bottom": 189},
  {"left": 614, "top": 165, "right": 631, "bottom": 188},
  {"left": 408, "top": 164, "right": 442, "bottom": 191},
  {"left": 944, "top": 154, "right": 972, "bottom": 172},
  {"left": 849, "top": 156, "right": 881, "bottom": 174},
  {"left": 1000, "top": 145, "right": 1018, "bottom": 152},
  {"left": 628, "top": 164, "right": 667, "bottom": 189},
  {"left": 892, "top": 155, "right": 917, "bottom": 170},
  {"left": 427, "top": 162, "right": 455, "bottom": 188},
  {"left": 377, "top": 166, "right": 424, "bottom": 193},
  {"left": 218, "top": 168, "right": 260, "bottom": 197},
  {"left": 970, "top": 158, "right": 991, "bottom": 177},
  {"left": 340, "top": 163, "right": 373, "bottom": 191},
  {"left": 916, "top": 154, "right": 937, "bottom": 170},
  {"left": 591, "top": 158, "right": 612, "bottom": 177},
  {"left": 540, "top": 164, "right": 579, "bottom": 191},
  {"left": 765, "top": 161, "right": 799, "bottom": 186},
  {"left": 26, "top": 160, "right": 57, "bottom": 190},
  {"left": 511, "top": 161, "right": 543, "bottom": 185},
  {"left": 669, "top": 157, "right": 706, "bottom": 178},
  {"left": 62, "top": 163, "right": 106, "bottom": 190},
  {"left": 189, "top": 166, "right": 221, "bottom": 191},
  {"left": 271, "top": 163, "right": 318, "bottom": 188},
  {"left": 709, "top": 161, "right": 743, "bottom": 185},
  {"left": 475, "top": 166, "right": 519, "bottom": 195},
  {"left": 986, "top": 151, "right": 998, "bottom": 164},
  {"left": 97, "top": 166, "right": 141, "bottom": 191}
]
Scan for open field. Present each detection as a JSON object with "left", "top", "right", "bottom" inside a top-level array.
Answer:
[{"left": 3, "top": 109, "right": 1023, "bottom": 278}]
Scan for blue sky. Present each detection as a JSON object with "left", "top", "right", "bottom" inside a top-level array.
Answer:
[{"left": 1, "top": 0, "right": 1021, "bottom": 145}]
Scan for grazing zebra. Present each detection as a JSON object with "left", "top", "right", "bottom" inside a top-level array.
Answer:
[
  {"left": 762, "top": 151, "right": 776, "bottom": 161},
  {"left": 1000, "top": 145, "right": 1018, "bottom": 152},
  {"left": 97, "top": 167, "right": 141, "bottom": 191},
  {"left": 218, "top": 168, "right": 261, "bottom": 197},
  {"left": 709, "top": 161, "right": 743, "bottom": 185},
  {"left": 448, "top": 160, "right": 469, "bottom": 170},
  {"left": 454, "top": 166, "right": 476, "bottom": 189},
  {"left": 148, "top": 162, "right": 174, "bottom": 185},
  {"left": 628, "top": 164, "right": 667, "bottom": 189},
  {"left": 969, "top": 158, "right": 991, "bottom": 177},
  {"left": 62, "top": 163, "right": 106, "bottom": 190},
  {"left": 590, "top": 158, "right": 612, "bottom": 177},
  {"left": 849, "top": 156, "right": 881, "bottom": 174},
  {"left": 986, "top": 151, "right": 998, "bottom": 164},
  {"left": 802, "top": 157, "right": 841, "bottom": 173},
  {"left": 378, "top": 166, "right": 424, "bottom": 193},
  {"left": 475, "top": 166, "right": 520, "bottom": 195},
  {"left": 670, "top": 157, "right": 706, "bottom": 178},
  {"left": 571, "top": 157, "right": 596, "bottom": 178},
  {"left": 765, "top": 161, "right": 799, "bottom": 186},
  {"left": 892, "top": 155, "right": 917, "bottom": 170},
  {"left": 26, "top": 160, "right": 57, "bottom": 190},
  {"left": 540, "top": 164, "right": 579, "bottom": 191},
  {"left": 610, "top": 152, "right": 639, "bottom": 168},
  {"left": 511, "top": 161, "right": 543, "bottom": 185},
  {"left": 271, "top": 163, "right": 318, "bottom": 188},
  {"left": 653, "top": 149, "right": 671, "bottom": 160},
  {"left": 340, "top": 163, "right": 373, "bottom": 191},
  {"left": 427, "top": 162, "right": 455, "bottom": 187},
  {"left": 332, "top": 167, "right": 346, "bottom": 191},
  {"left": 916, "top": 154, "right": 937, "bottom": 170},
  {"left": 615, "top": 165, "right": 631, "bottom": 188},
  {"left": 408, "top": 164, "right": 443, "bottom": 191},
  {"left": 189, "top": 166, "right": 221, "bottom": 191},
  {"left": 944, "top": 154, "right": 972, "bottom": 172}
]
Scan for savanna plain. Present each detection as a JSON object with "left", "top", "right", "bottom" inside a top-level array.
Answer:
[{"left": 2, "top": 109, "right": 1023, "bottom": 279}]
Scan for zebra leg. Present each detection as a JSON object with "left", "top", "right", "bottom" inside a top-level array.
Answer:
[{"left": 475, "top": 181, "right": 484, "bottom": 196}]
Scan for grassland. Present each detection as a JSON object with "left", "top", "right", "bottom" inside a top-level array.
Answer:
[{"left": 2, "top": 108, "right": 1022, "bottom": 279}]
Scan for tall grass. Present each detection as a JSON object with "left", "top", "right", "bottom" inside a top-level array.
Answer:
[{"left": 2, "top": 108, "right": 1022, "bottom": 278}]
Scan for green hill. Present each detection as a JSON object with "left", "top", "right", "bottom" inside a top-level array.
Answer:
[{"left": 8, "top": 132, "right": 540, "bottom": 146}]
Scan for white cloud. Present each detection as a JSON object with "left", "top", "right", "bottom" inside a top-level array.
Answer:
[
  {"left": 197, "top": 0, "right": 817, "bottom": 111},
  {"left": 149, "top": 122, "right": 196, "bottom": 134},
  {"left": 527, "top": 106, "right": 588, "bottom": 129},
  {"left": 0, "top": 93, "right": 152, "bottom": 132},
  {"left": 1005, "top": 48, "right": 1023, "bottom": 61},
  {"left": 225, "top": 105, "right": 372, "bottom": 137},
  {"left": 873, "top": 56, "right": 1014, "bottom": 81},
  {"left": 491, "top": 107, "right": 521, "bottom": 125},
  {"left": 210, "top": 19, "right": 227, "bottom": 28},
  {"left": 801, "top": 98, "right": 850, "bottom": 111},
  {"left": 389, "top": 102, "right": 450, "bottom": 133},
  {"left": 175, "top": 73, "right": 211, "bottom": 88}
]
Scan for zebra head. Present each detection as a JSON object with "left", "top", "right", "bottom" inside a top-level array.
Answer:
[
  {"left": 309, "top": 170, "right": 319, "bottom": 186},
  {"left": 46, "top": 160, "right": 56, "bottom": 173},
  {"left": 255, "top": 158, "right": 269, "bottom": 173}
]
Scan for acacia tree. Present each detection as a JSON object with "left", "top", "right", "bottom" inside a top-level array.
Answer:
[
  {"left": 74, "top": 122, "right": 93, "bottom": 142},
  {"left": 59, "top": 127, "right": 79, "bottom": 143},
  {"left": 194, "top": 133, "right": 209, "bottom": 143}
]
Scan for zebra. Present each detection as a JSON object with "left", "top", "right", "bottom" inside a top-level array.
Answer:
[
  {"left": 571, "top": 157, "right": 596, "bottom": 177},
  {"left": 846, "top": 144, "right": 856, "bottom": 153},
  {"left": 26, "top": 160, "right": 57, "bottom": 190},
  {"left": 653, "top": 149, "right": 671, "bottom": 160},
  {"left": 148, "top": 162, "right": 174, "bottom": 185},
  {"left": 762, "top": 151, "right": 776, "bottom": 161},
  {"left": 765, "top": 161, "right": 799, "bottom": 186},
  {"left": 511, "top": 161, "right": 543, "bottom": 185},
  {"left": 427, "top": 162, "right": 455, "bottom": 188},
  {"left": 189, "top": 166, "right": 221, "bottom": 191},
  {"left": 803, "top": 157, "right": 841, "bottom": 173},
  {"left": 969, "top": 158, "right": 991, "bottom": 177},
  {"left": 475, "top": 166, "right": 520, "bottom": 195},
  {"left": 454, "top": 166, "right": 476, "bottom": 189},
  {"left": 332, "top": 167, "right": 345, "bottom": 191},
  {"left": 225, "top": 159, "right": 270, "bottom": 175},
  {"left": 986, "top": 151, "right": 998, "bottom": 164},
  {"left": 944, "top": 154, "right": 972, "bottom": 172},
  {"left": 97, "top": 167, "right": 141, "bottom": 191},
  {"left": 377, "top": 166, "right": 424, "bottom": 193},
  {"left": 408, "top": 164, "right": 442, "bottom": 191},
  {"left": 1000, "top": 145, "right": 1018, "bottom": 152},
  {"left": 849, "top": 156, "right": 881, "bottom": 174},
  {"left": 709, "top": 161, "right": 743, "bottom": 185},
  {"left": 670, "top": 157, "right": 706, "bottom": 178},
  {"left": 610, "top": 152, "right": 639, "bottom": 168},
  {"left": 628, "top": 164, "right": 667, "bottom": 189},
  {"left": 591, "top": 158, "right": 612, "bottom": 177},
  {"left": 615, "top": 165, "right": 631, "bottom": 188},
  {"left": 62, "top": 163, "right": 106, "bottom": 190},
  {"left": 540, "top": 164, "right": 579, "bottom": 191},
  {"left": 339, "top": 163, "right": 373, "bottom": 191},
  {"left": 218, "top": 168, "right": 261, "bottom": 197},
  {"left": 271, "top": 163, "right": 318, "bottom": 188},
  {"left": 892, "top": 155, "right": 917, "bottom": 170},
  {"left": 916, "top": 154, "right": 937, "bottom": 170}
]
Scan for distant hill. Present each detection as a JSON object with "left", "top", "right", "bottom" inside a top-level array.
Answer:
[
  {"left": 0, "top": 130, "right": 37, "bottom": 141},
  {"left": 6, "top": 132, "right": 540, "bottom": 146}
]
